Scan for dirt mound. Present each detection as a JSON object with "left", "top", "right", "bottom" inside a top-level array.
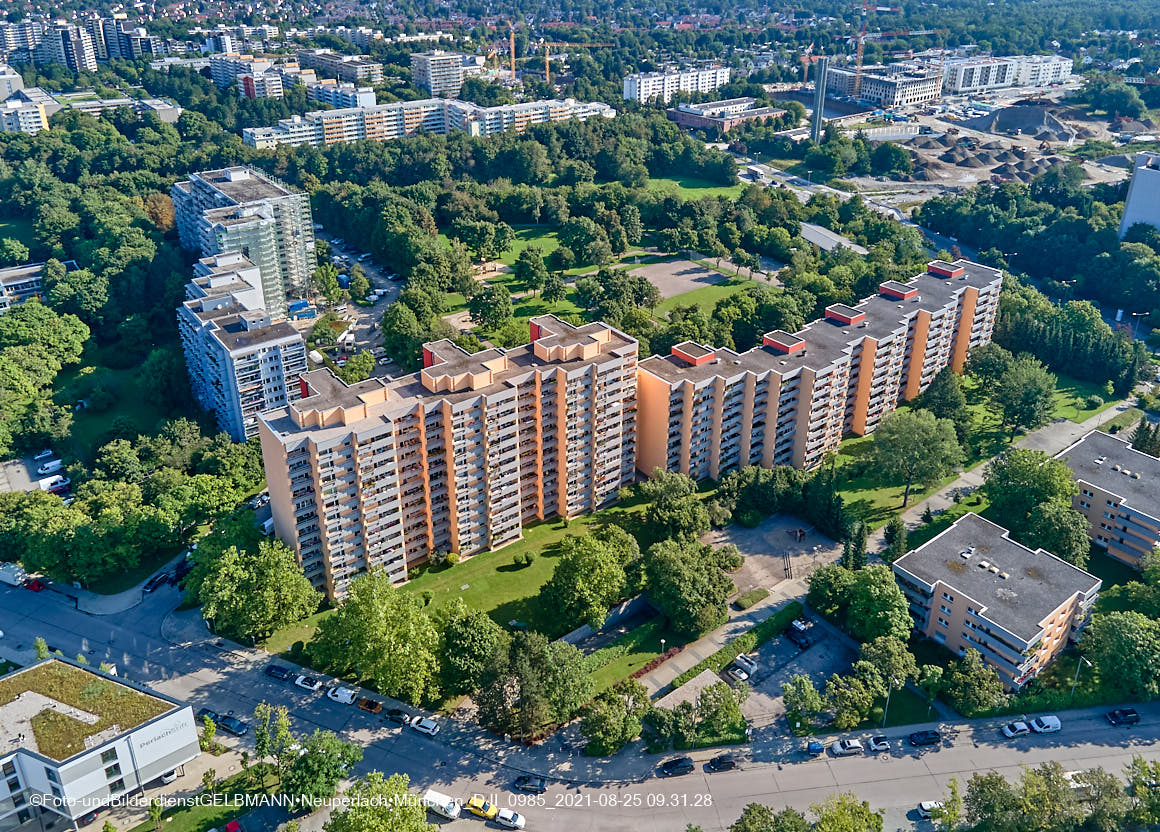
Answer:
[
  {"left": 911, "top": 167, "right": 939, "bottom": 181},
  {"left": 961, "top": 105, "right": 1076, "bottom": 142},
  {"left": 1100, "top": 154, "right": 1134, "bottom": 168},
  {"left": 957, "top": 156, "right": 988, "bottom": 168},
  {"left": 975, "top": 151, "right": 998, "bottom": 164},
  {"left": 993, "top": 163, "right": 1018, "bottom": 175},
  {"left": 982, "top": 141, "right": 1004, "bottom": 149},
  {"left": 995, "top": 150, "right": 1019, "bottom": 162}
]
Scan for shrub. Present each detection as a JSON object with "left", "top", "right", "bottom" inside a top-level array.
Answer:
[
  {"left": 446, "top": 552, "right": 460, "bottom": 565},
  {"left": 1084, "top": 394, "right": 1104, "bottom": 410},
  {"left": 420, "top": 590, "right": 434, "bottom": 607},
  {"left": 580, "top": 643, "right": 631, "bottom": 673},
  {"left": 671, "top": 601, "right": 802, "bottom": 688},
  {"left": 734, "top": 588, "right": 770, "bottom": 611}
]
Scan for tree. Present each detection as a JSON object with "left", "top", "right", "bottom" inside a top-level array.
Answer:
[
  {"left": 467, "top": 284, "right": 513, "bottom": 331},
  {"left": 811, "top": 793, "right": 883, "bottom": 832},
  {"left": 580, "top": 679, "right": 651, "bottom": 756},
  {"left": 1018, "top": 762, "right": 1085, "bottom": 832},
  {"left": 312, "top": 571, "right": 441, "bottom": 705},
  {"left": 439, "top": 599, "right": 507, "bottom": 695},
  {"left": 149, "top": 798, "right": 163, "bottom": 832},
  {"left": 920, "top": 367, "right": 970, "bottom": 445},
  {"left": 34, "top": 637, "right": 49, "bottom": 660},
  {"left": 337, "top": 350, "right": 375, "bottom": 384},
  {"left": 542, "top": 534, "right": 626, "bottom": 630},
  {"left": 199, "top": 540, "right": 321, "bottom": 643},
  {"left": 1024, "top": 499, "right": 1092, "bottom": 568},
  {"left": 639, "top": 469, "right": 710, "bottom": 540},
  {"left": 200, "top": 715, "right": 216, "bottom": 751},
  {"left": 872, "top": 409, "right": 963, "bottom": 507},
  {"left": 943, "top": 648, "right": 1007, "bottom": 716},
  {"left": 312, "top": 262, "right": 343, "bottom": 304},
  {"left": 280, "top": 730, "right": 363, "bottom": 806},
  {"left": 1075, "top": 767, "right": 1130, "bottom": 832},
  {"left": 882, "top": 516, "right": 908, "bottom": 563},
  {"left": 807, "top": 563, "right": 856, "bottom": 618},
  {"left": 0, "top": 237, "right": 29, "bottom": 267},
  {"left": 476, "top": 631, "right": 593, "bottom": 736},
  {"left": 324, "top": 771, "right": 435, "bottom": 832},
  {"left": 993, "top": 356, "right": 1056, "bottom": 437},
  {"left": 1124, "top": 756, "right": 1160, "bottom": 829},
  {"left": 841, "top": 522, "right": 867, "bottom": 570},
  {"left": 859, "top": 636, "right": 918, "bottom": 691},
  {"left": 846, "top": 565, "right": 912, "bottom": 643},
  {"left": 348, "top": 269, "right": 371, "bottom": 301},
  {"left": 698, "top": 681, "right": 746, "bottom": 737},
  {"left": 826, "top": 670, "right": 878, "bottom": 730},
  {"left": 916, "top": 665, "right": 944, "bottom": 716},
  {"left": 930, "top": 778, "right": 962, "bottom": 832},
  {"left": 644, "top": 538, "right": 733, "bottom": 638},
  {"left": 542, "top": 272, "right": 567, "bottom": 305},
  {"left": 731, "top": 805, "right": 810, "bottom": 832},
  {"left": 1083, "top": 611, "right": 1160, "bottom": 699},
  {"left": 782, "top": 674, "right": 824, "bottom": 728},
  {"left": 965, "top": 342, "right": 1013, "bottom": 385},
  {"left": 965, "top": 771, "right": 1019, "bottom": 831},
  {"left": 983, "top": 449, "right": 1078, "bottom": 534},
  {"left": 513, "top": 246, "right": 549, "bottom": 295}
]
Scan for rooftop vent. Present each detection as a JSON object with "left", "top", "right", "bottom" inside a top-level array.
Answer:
[
  {"left": 978, "top": 560, "right": 991, "bottom": 569},
  {"left": 989, "top": 565, "right": 1000, "bottom": 574},
  {"left": 960, "top": 550, "right": 973, "bottom": 559},
  {"left": 1000, "top": 572, "right": 1010, "bottom": 579},
  {"left": 1113, "top": 464, "right": 1122, "bottom": 471},
  {"left": 1123, "top": 469, "right": 1132, "bottom": 476},
  {"left": 1132, "top": 472, "right": 1142, "bottom": 479},
  {"left": 1094, "top": 456, "right": 1107, "bottom": 465}
]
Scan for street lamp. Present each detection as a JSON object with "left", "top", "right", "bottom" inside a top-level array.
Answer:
[
  {"left": 1070, "top": 656, "right": 1093, "bottom": 703},
  {"left": 882, "top": 677, "right": 899, "bottom": 728},
  {"left": 660, "top": 638, "right": 666, "bottom": 655},
  {"left": 1130, "top": 311, "right": 1149, "bottom": 340},
  {"left": 805, "top": 169, "right": 813, "bottom": 185}
]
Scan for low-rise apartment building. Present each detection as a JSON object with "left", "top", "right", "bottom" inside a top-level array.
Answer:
[
  {"left": 826, "top": 63, "right": 942, "bottom": 107},
  {"left": 665, "top": 97, "right": 787, "bottom": 134},
  {"left": 636, "top": 259, "right": 1001, "bottom": 478},
  {"left": 242, "top": 97, "right": 614, "bottom": 149},
  {"left": 171, "top": 167, "right": 315, "bottom": 315},
  {"left": 623, "top": 66, "right": 731, "bottom": 103},
  {"left": 258, "top": 316, "right": 638, "bottom": 599},
  {"left": 306, "top": 79, "right": 376, "bottom": 108},
  {"left": 0, "top": 98, "right": 47, "bottom": 134},
  {"left": 296, "top": 49, "right": 383, "bottom": 84},
  {"left": 892, "top": 513, "right": 1100, "bottom": 687},
  {"left": 0, "top": 260, "right": 76, "bottom": 313},
  {"left": 178, "top": 252, "right": 306, "bottom": 441},
  {"left": 0, "top": 658, "right": 199, "bottom": 831},
  {"left": 1055, "top": 430, "right": 1160, "bottom": 568}
]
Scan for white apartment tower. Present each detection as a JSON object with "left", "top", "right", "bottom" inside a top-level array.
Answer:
[
  {"left": 622, "top": 67, "right": 731, "bottom": 104},
  {"left": 411, "top": 50, "right": 466, "bottom": 96}
]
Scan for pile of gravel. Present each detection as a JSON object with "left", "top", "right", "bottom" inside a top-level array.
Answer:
[{"left": 961, "top": 105, "right": 1076, "bottom": 142}]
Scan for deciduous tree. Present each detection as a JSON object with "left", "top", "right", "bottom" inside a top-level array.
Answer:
[{"left": 872, "top": 409, "right": 963, "bottom": 507}]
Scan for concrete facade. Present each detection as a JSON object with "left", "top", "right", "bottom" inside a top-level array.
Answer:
[
  {"left": 892, "top": 513, "right": 1100, "bottom": 687},
  {"left": 622, "top": 67, "right": 730, "bottom": 103},
  {"left": 296, "top": 49, "right": 383, "bottom": 84},
  {"left": 1119, "top": 152, "right": 1160, "bottom": 238},
  {"left": 411, "top": 50, "right": 466, "bottom": 96},
  {"left": 827, "top": 64, "right": 941, "bottom": 107}
]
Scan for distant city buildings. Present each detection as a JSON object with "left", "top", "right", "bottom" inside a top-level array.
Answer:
[
  {"left": 0, "top": 86, "right": 182, "bottom": 130},
  {"left": 622, "top": 66, "right": 731, "bottom": 103},
  {"left": 296, "top": 49, "right": 383, "bottom": 84},
  {"left": 636, "top": 260, "right": 1002, "bottom": 477},
  {"left": 259, "top": 315, "right": 639, "bottom": 599},
  {"left": 1117, "top": 152, "right": 1160, "bottom": 238},
  {"left": 0, "top": 64, "right": 23, "bottom": 98},
  {"left": 1055, "top": 430, "right": 1160, "bottom": 568},
  {"left": 178, "top": 252, "right": 307, "bottom": 441},
  {"left": 210, "top": 53, "right": 283, "bottom": 97},
  {"left": 171, "top": 167, "right": 315, "bottom": 317},
  {"left": 306, "top": 79, "right": 376, "bottom": 109},
  {"left": 34, "top": 25, "right": 98, "bottom": 73},
  {"left": 243, "top": 97, "right": 615, "bottom": 149},
  {"left": 666, "top": 97, "right": 786, "bottom": 134},
  {"left": 826, "top": 63, "right": 942, "bottom": 107},
  {"left": 410, "top": 50, "right": 475, "bottom": 96},
  {"left": 892, "top": 512, "right": 1100, "bottom": 688}
]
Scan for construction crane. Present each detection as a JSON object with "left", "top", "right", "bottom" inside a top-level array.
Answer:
[
  {"left": 509, "top": 23, "right": 517, "bottom": 79},
  {"left": 850, "top": 1, "right": 900, "bottom": 99},
  {"left": 847, "top": 28, "right": 936, "bottom": 43},
  {"left": 541, "top": 42, "right": 612, "bottom": 84}
]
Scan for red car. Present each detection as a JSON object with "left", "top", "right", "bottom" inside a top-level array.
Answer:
[{"left": 24, "top": 579, "right": 45, "bottom": 592}]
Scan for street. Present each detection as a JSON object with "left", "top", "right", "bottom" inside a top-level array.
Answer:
[{"left": 3, "top": 584, "right": 1159, "bottom": 832}]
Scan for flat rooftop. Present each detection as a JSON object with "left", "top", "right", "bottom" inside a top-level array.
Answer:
[
  {"left": 0, "top": 660, "right": 175, "bottom": 761},
  {"left": 193, "top": 167, "right": 296, "bottom": 204},
  {"left": 639, "top": 259, "right": 1001, "bottom": 383},
  {"left": 894, "top": 513, "right": 1100, "bottom": 642},
  {"left": 1055, "top": 430, "right": 1160, "bottom": 519}
]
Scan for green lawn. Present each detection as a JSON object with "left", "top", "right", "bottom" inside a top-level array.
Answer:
[
  {"left": 264, "top": 491, "right": 653, "bottom": 654},
  {"left": 1051, "top": 374, "right": 1120, "bottom": 424},
  {"left": 497, "top": 225, "right": 561, "bottom": 267},
  {"left": 1086, "top": 550, "right": 1139, "bottom": 588},
  {"left": 644, "top": 175, "right": 747, "bottom": 201},
  {"left": 655, "top": 275, "right": 762, "bottom": 317},
  {"left": 906, "top": 493, "right": 992, "bottom": 550},
  {"left": 589, "top": 617, "right": 685, "bottom": 692},
  {"left": 127, "top": 770, "right": 280, "bottom": 832},
  {"left": 1104, "top": 407, "right": 1144, "bottom": 433},
  {"left": 53, "top": 364, "right": 174, "bottom": 461},
  {"left": 868, "top": 687, "right": 934, "bottom": 729},
  {"left": 0, "top": 216, "right": 35, "bottom": 248}
]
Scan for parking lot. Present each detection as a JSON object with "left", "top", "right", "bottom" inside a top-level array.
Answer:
[{"left": 0, "top": 456, "right": 37, "bottom": 494}]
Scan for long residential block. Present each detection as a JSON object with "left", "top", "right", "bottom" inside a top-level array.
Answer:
[
  {"left": 296, "top": 49, "right": 383, "bottom": 84},
  {"left": 242, "top": 97, "right": 615, "bottom": 149},
  {"left": 258, "top": 316, "right": 638, "bottom": 599},
  {"left": 636, "top": 259, "right": 1002, "bottom": 479},
  {"left": 1055, "top": 430, "right": 1160, "bottom": 568},
  {"left": 892, "top": 513, "right": 1100, "bottom": 688}
]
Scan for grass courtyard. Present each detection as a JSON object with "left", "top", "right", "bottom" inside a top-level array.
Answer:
[
  {"left": 654, "top": 274, "right": 763, "bottom": 317},
  {"left": 127, "top": 770, "right": 280, "bottom": 832},
  {"left": 644, "top": 175, "right": 747, "bottom": 201}
]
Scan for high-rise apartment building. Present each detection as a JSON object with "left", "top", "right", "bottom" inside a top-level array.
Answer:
[
  {"left": 892, "top": 512, "right": 1100, "bottom": 688},
  {"left": 242, "top": 97, "right": 614, "bottom": 149},
  {"left": 411, "top": 50, "right": 466, "bottom": 96},
  {"left": 209, "top": 53, "right": 277, "bottom": 89},
  {"left": 171, "top": 167, "right": 314, "bottom": 315},
  {"left": 258, "top": 316, "right": 638, "bottom": 598},
  {"left": 178, "top": 252, "right": 307, "bottom": 441},
  {"left": 34, "top": 25, "right": 98, "bottom": 73},
  {"left": 1118, "top": 152, "right": 1160, "bottom": 238},
  {"left": 635, "top": 260, "right": 1002, "bottom": 478},
  {"left": 1055, "top": 430, "right": 1160, "bottom": 568},
  {"left": 296, "top": 49, "right": 383, "bottom": 84},
  {"left": 238, "top": 71, "right": 284, "bottom": 99},
  {"left": 622, "top": 67, "right": 731, "bottom": 103}
]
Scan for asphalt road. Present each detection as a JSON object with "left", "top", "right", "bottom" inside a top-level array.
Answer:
[{"left": 3, "top": 585, "right": 1159, "bottom": 832}]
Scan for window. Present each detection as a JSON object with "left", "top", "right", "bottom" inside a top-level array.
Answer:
[
  {"left": 1, "top": 762, "right": 13, "bottom": 777},
  {"left": 941, "top": 592, "right": 954, "bottom": 602},
  {"left": 43, "top": 768, "right": 58, "bottom": 784},
  {"left": 109, "top": 779, "right": 125, "bottom": 795},
  {"left": 50, "top": 785, "right": 61, "bottom": 799},
  {"left": 938, "top": 617, "right": 949, "bottom": 628},
  {"left": 7, "top": 776, "right": 19, "bottom": 793},
  {"left": 939, "top": 604, "right": 952, "bottom": 614},
  {"left": 100, "top": 749, "right": 118, "bottom": 764},
  {"left": 104, "top": 764, "right": 121, "bottom": 779}
]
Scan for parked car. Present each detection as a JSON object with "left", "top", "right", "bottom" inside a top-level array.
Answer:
[
  {"left": 1108, "top": 708, "right": 1140, "bottom": 726},
  {"left": 327, "top": 686, "right": 357, "bottom": 705},
  {"left": 707, "top": 754, "right": 736, "bottom": 772},
  {"left": 378, "top": 356, "right": 393, "bottom": 366},
  {"left": 1001, "top": 721, "right": 1031, "bottom": 738},
  {"left": 358, "top": 698, "right": 382, "bottom": 714},
  {"left": 465, "top": 794, "right": 499, "bottom": 820},
  {"left": 409, "top": 716, "right": 440, "bottom": 736},
  {"left": 264, "top": 665, "right": 293, "bottom": 681},
  {"left": 33, "top": 448, "right": 54, "bottom": 461},
  {"left": 294, "top": 675, "right": 323, "bottom": 692},
  {"left": 77, "top": 811, "right": 99, "bottom": 827},
  {"left": 867, "top": 736, "right": 890, "bottom": 753},
  {"left": 918, "top": 801, "right": 945, "bottom": 819},
  {"left": 791, "top": 618, "right": 810, "bottom": 632},
  {"left": 159, "top": 770, "right": 179, "bottom": 784},
  {"left": 660, "top": 756, "right": 695, "bottom": 776},
  {"left": 513, "top": 775, "right": 547, "bottom": 794},
  {"left": 786, "top": 629, "right": 810, "bottom": 649},
  {"left": 195, "top": 708, "right": 220, "bottom": 724},
  {"left": 496, "top": 808, "right": 527, "bottom": 830},
  {"left": 908, "top": 730, "right": 941, "bottom": 747},
  {"left": 143, "top": 573, "right": 169, "bottom": 593},
  {"left": 217, "top": 715, "right": 248, "bottom": 736},
  {"left": 726, "top": 663, "right": 751, "bottom": 683},
  {"left": 1030, "top": 715, "right": 1062, "bottom": 734},
  {"left": 830, "top": 739, "right": 864, "bottom": 757},
  {"left": 384, "top": 708, "right": 409, "bottom": 725}
]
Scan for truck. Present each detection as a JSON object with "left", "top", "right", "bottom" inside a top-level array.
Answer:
[{"left": 261, "top": 517, "right": 275, "bottom": 536}]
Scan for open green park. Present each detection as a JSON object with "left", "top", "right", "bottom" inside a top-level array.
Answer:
[{"left": 644, "top": 174, "right": 748, "bottom": 201}]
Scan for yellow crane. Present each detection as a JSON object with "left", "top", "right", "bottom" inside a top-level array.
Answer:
[{"left": 541, "top": 41, "right": 613, "bottom": 84}]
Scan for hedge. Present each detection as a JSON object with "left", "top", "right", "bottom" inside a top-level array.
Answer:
[
  {"left": 734, "top": 588, "right": 770, "bottom": 611},
  {"left": 670, "top": 600, "right": 803, "bottom": 689}
]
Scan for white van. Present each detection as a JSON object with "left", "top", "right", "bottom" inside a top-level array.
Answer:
[
  {"left": 37, "top": 459, "right": 62, "bottom": 475},
  {"left": 422, "top": 789, "right": 461, "bottom": 820}
]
